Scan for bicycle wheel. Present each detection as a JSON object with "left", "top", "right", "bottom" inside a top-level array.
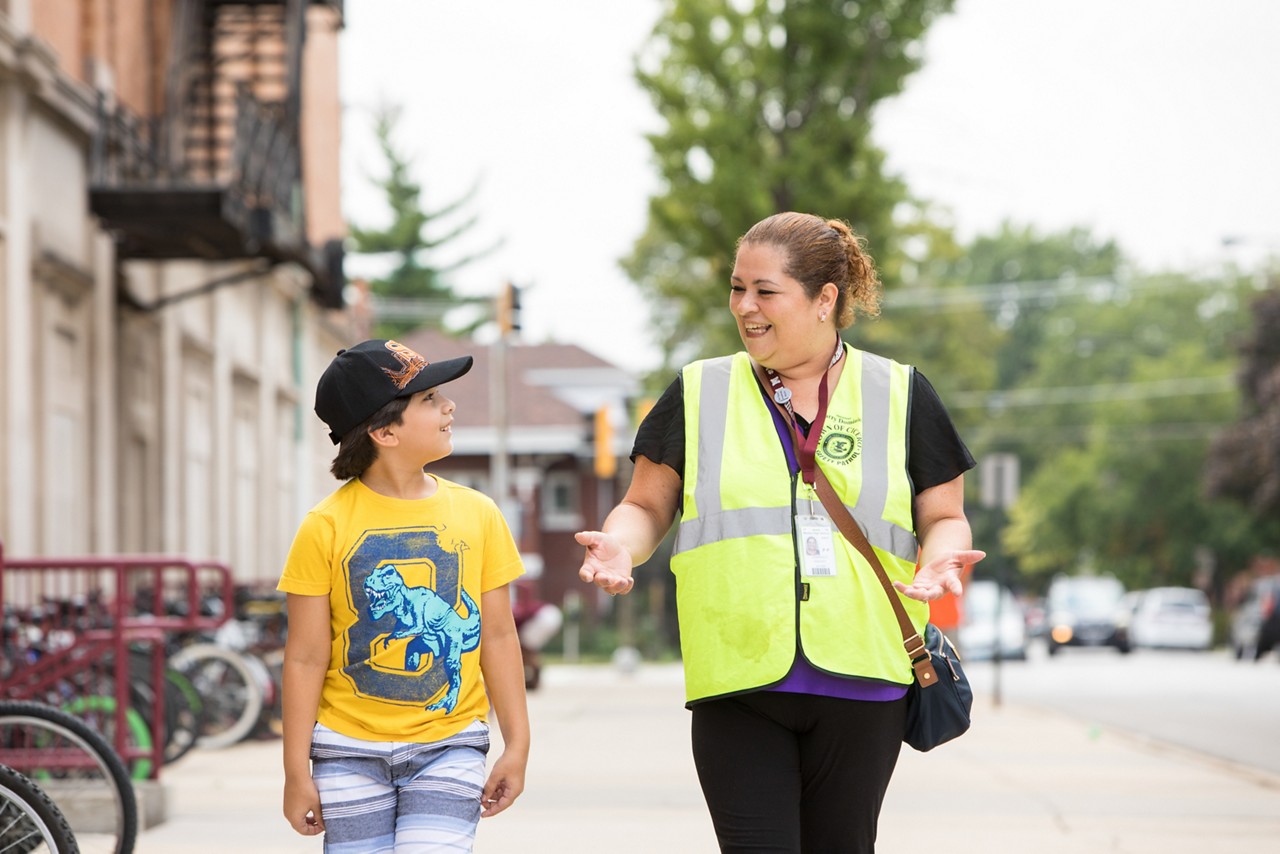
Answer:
[
  {"left": 167, "top": 644, "right": 265, "bottom": 750},
  {"left": 157, "top": 669, "right": 205, "bottom": 765},
  {"left": 57, "top": 698, "right": 152, "bottom": 783},
  {"left": 0, "top": 763, "right": 80, "bottom": 854},
  {"left": 124, "top": 651, "right": 202, "bottom": 766},
  {"left": 0, "top": 701, "right": 137, "bottom": 854}
]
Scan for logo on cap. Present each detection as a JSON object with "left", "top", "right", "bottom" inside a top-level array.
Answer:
[{"left": 382, "top": 341, "right": 428, "bottom": 389}]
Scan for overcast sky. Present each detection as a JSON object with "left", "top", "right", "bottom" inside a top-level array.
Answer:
[{"left": 338, "top": 0, "right": 1280, "bottom": 373}]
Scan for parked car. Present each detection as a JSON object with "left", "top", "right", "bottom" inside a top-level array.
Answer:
[
  {"left": 1045, "top": 574, "right": 1126, "bottom": 655},
  {"left": 956, "top": 580, "right": 1027, "bottom": 661},
  {"left": 1230, "top": 576, "right": 1280, "bottom": 661},
  {"left": 1114, "top": 587, "right": 1213, "bottom": 652}
]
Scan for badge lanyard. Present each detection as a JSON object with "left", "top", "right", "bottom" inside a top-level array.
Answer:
[
  {"left": 761, "top": 338, "right": 843, "bottom": 487},
  {"left": 759, "top": 338, "right": 844, "bottom": 578}
]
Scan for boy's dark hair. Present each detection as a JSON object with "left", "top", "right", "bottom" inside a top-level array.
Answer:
[{"left": 330, "top": 395, "right": 412, "bottom": 480}]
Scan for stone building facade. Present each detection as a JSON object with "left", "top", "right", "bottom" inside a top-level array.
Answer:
[{"left": 0, "top": 0, "right": 351, "bottom": 586}]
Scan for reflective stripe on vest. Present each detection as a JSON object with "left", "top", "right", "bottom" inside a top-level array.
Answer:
[
  {"left": 675, "top": 351, "right": 917, "bottom": 564},
  {"left": 671, "top": 348, "right": 926, "bottom": 703}
]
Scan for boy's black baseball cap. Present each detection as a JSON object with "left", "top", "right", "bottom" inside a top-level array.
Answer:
[{"left": 315, "top": 339, "right": 473, "bottom": 444}]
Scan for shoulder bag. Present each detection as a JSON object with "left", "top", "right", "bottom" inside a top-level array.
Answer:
[{"left": 812, "top": 467, "right": 973, "bottom": 752}]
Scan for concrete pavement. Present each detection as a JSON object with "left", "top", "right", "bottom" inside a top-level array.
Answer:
[{"left": 134, "top": 662, "right": 1280, "bottom": 853}]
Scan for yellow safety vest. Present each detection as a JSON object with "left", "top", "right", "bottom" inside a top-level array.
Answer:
[{"left": 672, "top": 346, "right": 926, "bottom": 704}]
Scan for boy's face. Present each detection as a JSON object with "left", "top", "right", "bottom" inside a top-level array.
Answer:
[{"left": 392, "top": 386, "right": 457, "bottom": 464}]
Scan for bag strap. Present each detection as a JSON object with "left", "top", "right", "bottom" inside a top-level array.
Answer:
[
  {"left": 812, "top": 468, "right": 938, "bottom": 687},
  {"left": 748, "top": 358, "right": 939, "bottom": 688}
]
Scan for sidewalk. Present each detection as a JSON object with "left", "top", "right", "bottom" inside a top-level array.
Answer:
[{"left": 135, "top": 663, "right": 1280, "bottom": 853}]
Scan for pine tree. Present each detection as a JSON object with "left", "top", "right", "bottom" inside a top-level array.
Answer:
[{"left": 348, "top": 105, "right": 495, "bottom": 338}]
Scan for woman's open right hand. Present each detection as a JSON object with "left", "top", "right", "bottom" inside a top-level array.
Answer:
[{"left": 575, "top": 531, "right": 636, "bottom": 595}]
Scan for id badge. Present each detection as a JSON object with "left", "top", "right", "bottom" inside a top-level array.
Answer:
[{"left": 797, "top": 514, "right": 837, "bottom": 577}]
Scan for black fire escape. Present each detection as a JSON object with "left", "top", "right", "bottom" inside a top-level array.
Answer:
[{"left": 90, "top": 0, "right": 345, "bottom": 308}]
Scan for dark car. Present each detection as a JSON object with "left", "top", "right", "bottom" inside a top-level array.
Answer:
[
  {"left": 1230, "top": 576, "right": 1280, "bottom": 661},
  {"left": 1045, "top": 574, "right": 1126, "bottom": 655}
]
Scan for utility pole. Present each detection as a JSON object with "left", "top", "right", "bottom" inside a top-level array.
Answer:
[
  {"left": 980, "top": 452, "right": 1020, "bottom": 708},
  {"left": 595, "top": 402, "right": 639, "bottom": 673},
  {"left": 490, "top": 283, "right": 521, "bottom": 527}
]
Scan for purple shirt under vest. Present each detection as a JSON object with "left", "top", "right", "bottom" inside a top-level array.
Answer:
[{"left": 755, "top": 372, "right": 909, "bottom": 703}]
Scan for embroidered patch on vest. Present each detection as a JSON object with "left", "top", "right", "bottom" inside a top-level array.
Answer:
[{"left": 817, "top": 415, "right": 862, "bottom": 465}]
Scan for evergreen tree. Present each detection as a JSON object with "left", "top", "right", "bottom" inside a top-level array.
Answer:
[{"left": 348, "top": 105, "right": 494, "bottom": 338}]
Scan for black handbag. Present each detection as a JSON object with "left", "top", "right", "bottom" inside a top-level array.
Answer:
[
  {"left": 902, "top": 623, "right": 972, "bottom": 751},
  {"left": 813, "top": 468, "right": 973, "bottom": 752}
]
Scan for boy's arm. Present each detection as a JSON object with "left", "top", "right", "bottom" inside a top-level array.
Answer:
[
  {"left": 479, "top": 584, "right": 530, "bottom": 818},
  {"left": 281, "top": 593, "right": 331, "bottom": 835}
]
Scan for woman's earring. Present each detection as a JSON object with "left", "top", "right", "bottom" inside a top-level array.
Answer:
[{"left": 819, "top": 311, "right": 828, "bottom": 321}]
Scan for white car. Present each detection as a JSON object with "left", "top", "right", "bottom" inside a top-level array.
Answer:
[
  {"left": 957, "top": 580, "right": 1027, "bottom": 661},
  {"left": 1124, "top": 587, "right": 1213, "bottom": 651}
]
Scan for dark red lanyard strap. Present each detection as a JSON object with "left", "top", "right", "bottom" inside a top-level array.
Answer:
[
  {"left": 761, "top": 339, "right": 841, "bottom": 486},
  {"left": 788, "top": 370, "right": 829, "bottom": 485}
]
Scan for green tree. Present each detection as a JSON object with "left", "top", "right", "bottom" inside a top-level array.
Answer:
[
  {"left": 349, "top": 105, "right": 494, "bottom": 338},
  {"left": 624, "top": 0, "right": 955, "bottom": 367},
  {"left": 854, "top": 221, "right": 1124, "bottom": 586},
  {"left": 965, "top": 223, "right": 1127, "bottom": 392},
  {"left": 1000, "top": 270, "right": 1277, "bottom": 591}
]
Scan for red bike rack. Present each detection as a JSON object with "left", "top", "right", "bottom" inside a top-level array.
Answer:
[{"left": 1, "top": 540, "right": 233, "bottom": 779}]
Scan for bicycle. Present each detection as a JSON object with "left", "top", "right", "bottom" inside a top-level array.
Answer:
[
  {"left": 0, "top": 763, "right": 79, "bottom": 853},
  {"left": 163, "top": 588, "right": 286, "bottom": 750},
  {"left": 0, "top": 701, "right": 136, "bottom": 854},
  {"left": 167, "top": 641, "right": 269, "bottom": 750}
]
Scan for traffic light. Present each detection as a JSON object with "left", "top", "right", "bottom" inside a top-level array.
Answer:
[
  {"left": 634, "top": 397, "right": 656, "bottom": 427},
  {"left": 497, "top": 282, "right": 522, "bottom": 335},
  {"left": 594, "top": 404, "right": 616, "bottom": 479}
]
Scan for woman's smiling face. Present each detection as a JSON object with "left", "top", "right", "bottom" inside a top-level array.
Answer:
[{"left": 730, "top": 242, "right": 826, "bottom": 370}]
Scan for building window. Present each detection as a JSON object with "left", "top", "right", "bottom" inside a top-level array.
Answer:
[
  {"left": 232, "top": 374, "right": 260, "bottom": 583},
  {"left": 541, "top": 471, "right": 581, "bottom": 531},
  {"left": 182, "top": 346, "right": 214, "bottom": 559}
]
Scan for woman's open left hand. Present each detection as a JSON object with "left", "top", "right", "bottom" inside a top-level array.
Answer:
[{"left": 893, "top": 549, "right": 986, "bottom": 602}]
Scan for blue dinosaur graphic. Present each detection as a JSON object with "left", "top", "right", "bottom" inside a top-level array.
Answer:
[{"left": 363, "top": 563, "right": 480, "bottom": 713}]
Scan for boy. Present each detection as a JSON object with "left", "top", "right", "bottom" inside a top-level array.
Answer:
[{"left": 279, "top": 338, "right": 529, "bottom": 852}]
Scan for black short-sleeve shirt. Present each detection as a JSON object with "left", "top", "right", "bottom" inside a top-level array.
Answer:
[{"left": 631, "top": 368, "right": 975, "bottom": 495}]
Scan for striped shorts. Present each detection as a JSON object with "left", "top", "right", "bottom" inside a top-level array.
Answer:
[{"left": 310, "top": 720, "right": 490, "bottom": 853}]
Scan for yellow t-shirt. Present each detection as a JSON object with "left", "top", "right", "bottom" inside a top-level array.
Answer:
[{"left": 277, "top": 476, "right": 524, "bottom": 743}]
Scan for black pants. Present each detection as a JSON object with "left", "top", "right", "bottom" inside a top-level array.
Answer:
[{"left": 690, "top": 691, "right": 906, "bottom": 854}]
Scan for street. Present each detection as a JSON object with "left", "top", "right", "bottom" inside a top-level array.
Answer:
[
  {"left": 967, "top": 642, "right": 1280, "bottom": 775},
  {"left": 135, "top": 656, "right": 1280, "bottom": 854}
]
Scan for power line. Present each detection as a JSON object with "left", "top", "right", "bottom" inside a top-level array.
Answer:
[
  {"left": 948, "top": 374, "right": 1236, "bottom": 410},
  {"left": 882, "top": 274, "right": 1249, "bottom": 313},
  {"left": 977, "top": 421, "right": 1228, "bottom": 445},
  {"left": 369, "top": 296, "right": 486, "bottom": 322}
]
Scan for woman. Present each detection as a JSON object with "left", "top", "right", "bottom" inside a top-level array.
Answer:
[{"left": 577, "top": 211, "right": 984, "bottom": 853}]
